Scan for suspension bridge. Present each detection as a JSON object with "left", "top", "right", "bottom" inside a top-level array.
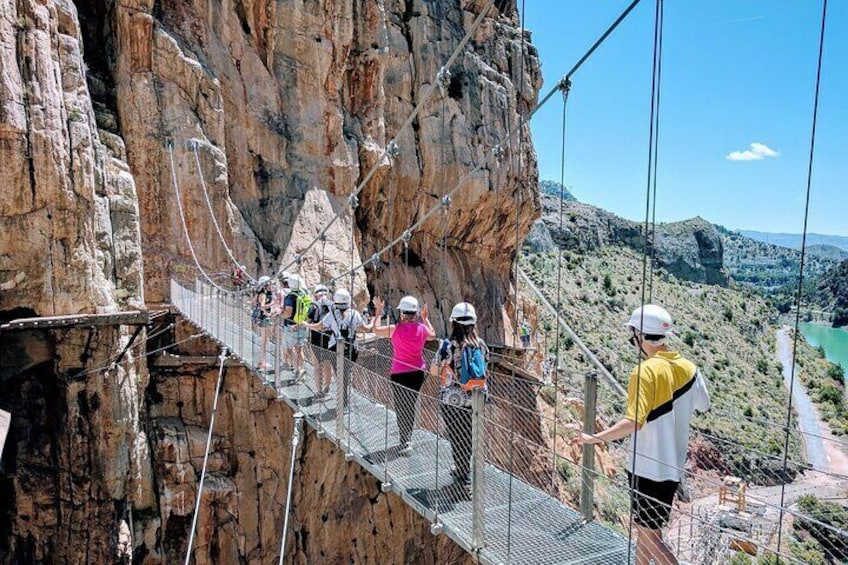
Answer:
[{"left": 158, "top": 0, "right": 848, "bottom": 562}]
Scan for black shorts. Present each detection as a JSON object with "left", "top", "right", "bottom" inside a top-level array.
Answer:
[
  {"left": 328, "top": 343, "right": 359, "bottom": 363},
  {"left": 310, "top": 330, "right": 330, "bottom": 349},
  {"left": 627, "top": 473, "right": 678, "bottom": 530}
]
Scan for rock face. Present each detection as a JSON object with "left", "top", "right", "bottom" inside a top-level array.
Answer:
[
  {"left": 537, "top": 194, "right": 728, "bottom": 286},
  {"left": 105, "top": 0, "right": 541, "bottom": 339},
  {"left": 0, "top": 0, "right": 541, "bottom": 563}
]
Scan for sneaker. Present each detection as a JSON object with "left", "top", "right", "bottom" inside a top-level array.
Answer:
[{"left": 398, "top": 443, "right": 413, "bottom": 457}]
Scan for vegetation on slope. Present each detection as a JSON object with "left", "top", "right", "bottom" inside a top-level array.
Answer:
[{"left": 521, "top": 246, "right": 807, "bottom": 482}]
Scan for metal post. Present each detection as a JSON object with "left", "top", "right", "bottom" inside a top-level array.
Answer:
[
  {"left": 335, "top": 341, "right": 346, "bottom": 450},
  {"left": 580, "top": 371, "right": 598, "bottom": 521},
  {"left": 238, "top": 291, "right": 244, "bottom": 361},
  {"left": 274, "top": 324, "right": 282, "bottom": 391},
  {"left": 470, "top": 388, "right": 486, "bottom": 552}
]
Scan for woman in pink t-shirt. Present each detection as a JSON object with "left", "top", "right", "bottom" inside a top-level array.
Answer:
[{"left": 373, "top": 295, "right": 436, "bottom": 455}]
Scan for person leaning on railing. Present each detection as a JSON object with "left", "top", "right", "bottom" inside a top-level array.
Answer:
[
  {"left": 572, "top": 304, "right": 710, "bottom": 565},
  {"left": 372, "top": 294, "right": 436, "bottom": 456}
]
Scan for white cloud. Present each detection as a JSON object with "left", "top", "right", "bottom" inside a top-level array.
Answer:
[{"left": 726, "top": 142, "right": 779, "bottom": 161}]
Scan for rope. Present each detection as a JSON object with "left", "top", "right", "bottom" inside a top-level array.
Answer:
[
  {"left": 278, "top": 412, "right": 305, "bottom": 565},
  {"left": 184, "top": 348, "right": 228, "bottom": 565},
  {"left": 776, "top": 0, "right": 828, "bottom": 555},
  {"left": 190, "top": 141, "right": 255, "bottom": 283},
  {"left": 627, "top": 0, "right": 663, "bottom": 557},
  {"left": 276, "top": 0, "right": 497, "bottom": 278},
  {"left": 167, "top": 142, "right": 227, "bottom": 292},
  {"left": 550, "top": 83, "right": 570, "bottom": 491}
]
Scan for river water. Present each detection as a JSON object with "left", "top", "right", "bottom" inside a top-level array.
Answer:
[{"left": 800, "top": 322, "right": 848, "bottom": 377}]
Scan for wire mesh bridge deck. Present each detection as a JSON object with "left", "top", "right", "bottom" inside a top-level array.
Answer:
[{"left": 171, "top": 279, "right": 633, "bottom": 564}]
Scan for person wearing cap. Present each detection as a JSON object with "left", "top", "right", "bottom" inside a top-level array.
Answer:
[
  {"left": 573, "top": 304, "right": 709, "bottom": 565},
  {"left": 373, "top": 294, "right": 436, "bottom": 456},
  {"left": 252, "top": 276, "right": 275, "bottom": 370},
  {"left": 436, "top": 301, "right": 488, "bottom": 488}
]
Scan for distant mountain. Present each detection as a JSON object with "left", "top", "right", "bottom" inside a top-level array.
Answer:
[
  {"left": 527, "top": 193, "right": 727, "bottom": 285},
  {"left": 739, "top": 230, "right": 848, "bottom": 252},
  {"left": 539, "top": 180, "right": 576, "bottom": 201}
]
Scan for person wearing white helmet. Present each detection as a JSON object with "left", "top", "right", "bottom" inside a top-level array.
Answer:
[
  {"left": 307, "top": 288, "right": 372, "bottom": 401},
  {"left": 372, "top": 294, "right": 436, "bottom": 455},
  {"left": 304, "top": 284, "right": 333, "bottom": 396},
  {"left": 251, "top": 275, "right": 275, "bottom": 370},
  {"left": 281, "top": 274, "right": 310, "bottom": 377},
  {"left": 435, "top": 301, "right": 489, "bottom": 488},
  {"left": 573, "top": 304, "right": 709, "bottom": 565}
]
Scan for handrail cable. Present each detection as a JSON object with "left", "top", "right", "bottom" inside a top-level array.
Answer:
[
  {"left": 167, "top": 141, "right": 227, "bottom": 292},
  {"left": 190, "top": 140, "right": 255, "bottom": 283},
  {"left": 776, "top": 0, "right": 829, "bottom": 555},
  {"left": 647, "top": 0, "right": 664, "bottom": 300},
  {"left": 184, "top": 348, "right": 228, "bottom": 565},
  {"left": 275, "top": 1, "right": 497, "bottom": 278}
]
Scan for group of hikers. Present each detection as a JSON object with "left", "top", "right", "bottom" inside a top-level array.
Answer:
[{"left": 233, "top": 264, "right": 709, "bottom": 565}]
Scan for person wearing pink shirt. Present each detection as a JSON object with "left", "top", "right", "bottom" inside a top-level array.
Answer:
[{"left": 373, "top": 295, "right": 436, "bottom": 455}]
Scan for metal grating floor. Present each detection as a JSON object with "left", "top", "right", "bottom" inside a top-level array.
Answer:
[{"left": 171, "top": 280, "right": 634, "bottom": 564}]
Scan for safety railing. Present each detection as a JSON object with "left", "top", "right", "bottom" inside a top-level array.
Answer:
[{"left": 171, "top": 278, "right": 848, "bottom": 565}]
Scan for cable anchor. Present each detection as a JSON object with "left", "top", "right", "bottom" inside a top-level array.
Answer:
[
  {"left": 440, "top": 194, "right": 452, "bottom": 209},
  {"left": 556, "top": 77, "right": 572, "bottom": 94},
  {"left": 401, "top": 230, "right": 413, "bottom": 247},
  {"left": 493, "top": 144, "right": 504, "bottom": 163},
  {"left": 348, "top": 193, "right": 359, "bottom": 210},
  {"left": 436, "top": 67, "right": 452, "bottom": 96},
  {"left": 386, "top": 140, "right": 400, "bottom": 160}
]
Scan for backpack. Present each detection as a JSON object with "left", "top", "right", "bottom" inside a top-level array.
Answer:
[
  {"left": 459, "top": 344, "right": 488, "bottom": 389},
  {"left": 292, "top": 290, "right": 312, "bottom": 324}
]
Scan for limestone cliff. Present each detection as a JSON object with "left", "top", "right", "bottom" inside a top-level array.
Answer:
[{"left": 0, "top": 0, "right": 541, "bottom": 563}]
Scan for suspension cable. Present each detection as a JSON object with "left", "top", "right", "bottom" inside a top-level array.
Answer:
[
  {"left": 278, "top": 412, "right": 305, "bottom": 565},
  {"left": 647, "top": 0, "right": 663, "bottom": 300},
  {"left": 550, "top": 82, "right": 571, "bottom": 491},
  {"left": 776, "top": 0, "right": 829, "bottom": 555},
  {"left": 276, "top": 0, "right": 497, "bottom": 278},
  {"left": 184, "top": 348, "right": 228, "bottom": 565},
  {"left": 506, "top": 1, "right": 527, "bottom": 559},
  {"left": 323, "top": 0, "right": 647, "bottom": 291},
  {"left": 167, "top": 141, "right": 227, "bottom": 292},
  {"left": 628, "top": 0, "right": 663, "bottom": 557}
]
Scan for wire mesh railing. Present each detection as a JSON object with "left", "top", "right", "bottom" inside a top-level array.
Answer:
[{"left": 171, "top": 278, "right": 848, "bottom": 564}]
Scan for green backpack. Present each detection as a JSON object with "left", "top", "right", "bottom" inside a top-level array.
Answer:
[{"left": 292, "top": 290, "right": 313, "bottom": 324}]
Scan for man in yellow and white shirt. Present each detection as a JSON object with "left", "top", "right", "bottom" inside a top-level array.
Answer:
[{"left": 575, "top": 304, "right": 709, "bottom": 565}]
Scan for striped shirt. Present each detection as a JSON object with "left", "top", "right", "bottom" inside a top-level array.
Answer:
[{"left": 625, "top": 350, "right": 710, "bottom": 482}]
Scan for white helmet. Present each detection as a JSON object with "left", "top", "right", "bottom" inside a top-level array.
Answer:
[
  {"left": 625, "top": 304, "right": 674, "bottom": 336},
  {"left": 280, "top": 271, "right": 292, "bottom": 285},
  {"left": 313, "top": 284, "right": 329, "bottom": 295},
  {"left": 288, "top": 274, "right": 304, "bottom": 291},
  {"left": 334, "top": 289, "right": 352, "bottom": 309},
  {"left": 450, "top": 302, "right": 477, "bottom": 325},
  {"left": 397, "top": 295, "right": 420, "bottom": 313},
  {"left": 257, "top": 275, "right": 271, "bottom": 286}
]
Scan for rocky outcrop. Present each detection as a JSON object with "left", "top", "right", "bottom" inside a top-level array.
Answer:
[
  {"left": 536, "top": 194, "right": 728, "bottom": 286},
  {"left": 104, "top": 0, "right": 540, "bottom": 336}
]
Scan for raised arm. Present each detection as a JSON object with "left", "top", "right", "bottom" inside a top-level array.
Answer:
[
  {"left": 420, "top": 304, "right": 436, "bottom": 341},
  {"left": 371, "top": 296, "right": 394, "bottom": 338}
]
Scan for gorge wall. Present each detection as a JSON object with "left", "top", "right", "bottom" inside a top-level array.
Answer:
[{"left": 0, "top": 0, "right": 541, "bottom": 562}]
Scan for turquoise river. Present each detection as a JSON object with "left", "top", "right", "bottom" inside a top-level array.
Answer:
[{"left": 800, "top": 322, "right": 848, "bottom": 378}]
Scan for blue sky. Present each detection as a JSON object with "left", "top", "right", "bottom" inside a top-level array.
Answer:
[{"left": 524, "top": 1, "right": 847, "bottom": 236}]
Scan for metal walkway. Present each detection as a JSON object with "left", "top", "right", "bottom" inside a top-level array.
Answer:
[{"left": 171, "top": 279, "right": 633, "bottom": 564}]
